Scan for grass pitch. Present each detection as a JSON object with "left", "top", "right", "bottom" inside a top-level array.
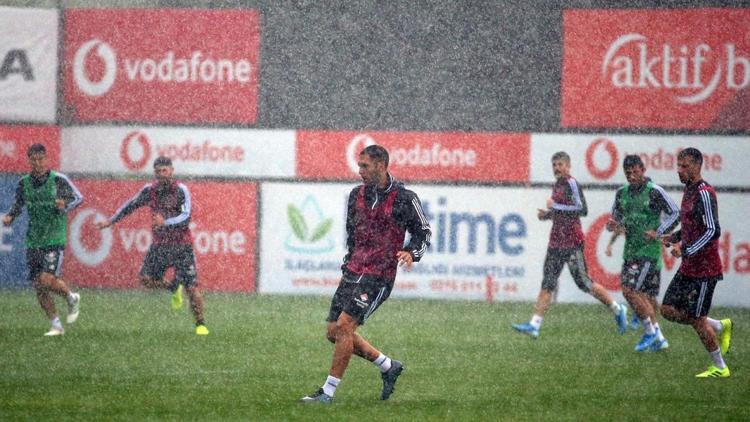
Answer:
[{"left": 1, "top": 289, "right": 747, "bottom": 421}]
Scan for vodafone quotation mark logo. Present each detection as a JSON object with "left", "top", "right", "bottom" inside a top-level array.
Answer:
[
  {"left": 585, "top": 138, "right": 618, "bottom": 180},
  {"left": 73, "top": 39, "right": 117, "bottom": 96},
  {"left": 70, "top": 209, "right": 113, "bottom": 266},
  {"left": 346, "top": 134, "right": 376, "bottom": 174},
  {"left": 120, "top": 131, "right": 152, "bottom": 170}
]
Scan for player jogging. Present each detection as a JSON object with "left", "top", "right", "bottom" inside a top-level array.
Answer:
[
  {"left": 300, "top": 145, "right": 431, "bottom": 404},
  {"left": 660, "top": 148, "right": 732, "bottom": 378},
  {"left": 95, "top": 156, "right": 208, "bottom": 336},
  {"left": 2, "top": 143, "right": 83, "bottom": 336},
  {"left": 512, "top": 151, "right": 628, "bottom": 339},
  {"left": 606, "top": 154, "right": 679, "bottom": 352}
]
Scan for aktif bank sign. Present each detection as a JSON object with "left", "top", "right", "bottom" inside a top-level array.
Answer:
[
  {"left": 562, "top": 9, "right": 750, "bottom": 129},
  {"left": 602, "top": 34, "right": 750, "bottom": 104}
]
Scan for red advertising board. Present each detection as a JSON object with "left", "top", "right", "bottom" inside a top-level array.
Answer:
[
  {"left": 562, "top": 9, "right": 750, "bottom": 129},
  {"left": 296, "top": 130, "right": 530, "bottom": 182},
  {"left": 0, "top": 125, "right": 59, "bottom": 173},
  {"left": 63, "top": 179, "right": 257, "bottom": 292},
  {"left": 63, "top": 9, "right": 260, "bottom": 124}
]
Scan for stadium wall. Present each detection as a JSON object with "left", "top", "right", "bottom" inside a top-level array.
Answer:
[{"left": 0, "top": 5, "right": 748, "bottom": 307}]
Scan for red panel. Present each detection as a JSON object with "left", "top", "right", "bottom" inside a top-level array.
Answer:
[
  {"left": 0, "top": 125, "right": 59, "bottom": 173},
  {"left": 297, "top": 130, "right": 530, "bottom": 183},
  {"left": 63, "top": 179, "right": 257, "bottom": 292},
  {"left": 63, "top": 9, "right": 260, "bottom": 124},
  {"left": 562, "top": 8, "right": 750, "bottom": 129}
]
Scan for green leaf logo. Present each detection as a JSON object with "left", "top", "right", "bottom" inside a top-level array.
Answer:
[
  {"left": 288, "top": 205, "right": 308, "bottom": 241},
  {"left": 309, "top": 218, "right": 333, "bottom": 242}
]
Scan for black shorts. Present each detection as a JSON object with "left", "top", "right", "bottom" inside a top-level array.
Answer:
[
  {"left": 541, "top": 245, "right": 594, "bottom": 293},
  {"left": 662, "top": 272, "right": 722, "bottom": 318},
  {"left": 27, "top": 247, "right": 64, "bottom": 281},
  {"left": 140, "top": 244, "right": 198, "bottom": 287},
  {"left": 326, "top": 271, "right": 393, "bottom": 326},
  {"left": 620, "top": 258, "right": 661, "bottom": 297}
]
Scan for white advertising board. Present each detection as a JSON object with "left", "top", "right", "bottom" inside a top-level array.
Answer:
[
  {"left": 61, "top": 126, "right": 296, "bottom": 178},
  {"left": 0, "top": 7, "right": 58, "bottom": 122},
  {"left": 531, "top": 134, "right": 750, "bottom": 188},
  {"left": 259, "top": 182, "right": 749, "bottom": 308}
]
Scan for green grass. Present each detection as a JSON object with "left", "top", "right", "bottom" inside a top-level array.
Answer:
[{"left": 1, "top": 290, "right": 747, "bottom": 421}]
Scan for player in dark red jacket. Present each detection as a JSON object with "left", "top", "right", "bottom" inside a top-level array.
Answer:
[
  {"left": 95, "top": 156, "right": 208, "bottom": 336},
  {"left": 661, "top": 148, "right": 732, "bottom": 378},
  {"left": 301, "top": 145, "right": 431, "bottom": 404},
  {"left": 512, "top": 151, "right": 628, "bottom": 339}
]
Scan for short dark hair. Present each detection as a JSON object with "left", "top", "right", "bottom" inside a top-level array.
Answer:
[
  {"left": 361, "top": 144, "right": 389, "bottom": 167},
  {"left": 27, "top": 143, "right": 46, "bottom": 157},
  {"left": 678, "top": 147, "right": 703, "bottom": 166},
  {"left": 551, "top": 151, "right": 570, "bottom": 163},
  {"left": 153, "top": 156, "right": 173, "bottom": 168},
  {"left": 623, "top": 154, "right": 644, "bottom": 169}
]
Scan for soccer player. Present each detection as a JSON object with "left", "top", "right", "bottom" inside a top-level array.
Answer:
[
  {"left": 605, "top": 155, "right": 679, "bottom": 352},
  {"left": 94, "top": 156, "right": 209, "bottom": 336},
  {"left": 300, "top": 145, "right": 431, "bottom": 404},
  {"left": 660, "top": 148, "right": 732, "bottom": 378},
  {"left": 512, "top": 151, "right": 628, "bottom": 339},
  {"left": 2, "top": 143, "right": 83, "bottom": 336}
]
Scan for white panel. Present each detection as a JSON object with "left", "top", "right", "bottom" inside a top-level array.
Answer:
[
  {"left": 0, "top": 7, "right": 58, "bottom": 122},
  {"left": 531, "top": 133, "right": 750, "bottom": 188},
  {"left": 259, "top": 182, "right": 749, "bottom": 308},
  {"left": 61, "top": 126, "right": 296, "bottom": 178}
]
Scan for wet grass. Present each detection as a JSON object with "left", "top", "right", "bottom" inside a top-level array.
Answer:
[{"left": 1, "top": 289, "right": 748, "bottom": 421}]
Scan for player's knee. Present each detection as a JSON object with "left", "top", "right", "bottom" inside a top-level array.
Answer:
[
  {"left": 660, "top": 304, "right": 678, "bottom": 322},
  {"left": 326, "top": 332, "right": 336, "bottom": 343},
  {"left": 33, "top": 273, "right": 54, "bottom": 289}
]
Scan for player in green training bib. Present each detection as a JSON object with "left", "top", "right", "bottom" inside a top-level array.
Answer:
[
  {"left": 2, "top": 144, "right": 84, "bottom": 336},
  {"left": 605, "top": 155, "right": 679, "bottom": 352}
]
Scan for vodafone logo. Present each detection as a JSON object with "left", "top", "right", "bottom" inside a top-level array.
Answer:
[
  {"left": 584, "top": 214, "right": 620, "bottom": 291},
  {"left": 70, "top": 208, "right": 112, "bottom": 266},
  {"left": 602, "top": 33, "right": 750, "bottom": 104},
  {"left": 120, "top": 131, "right": 152, "bottom": 171},
  {"left": 73, "top": 39, "right": 117, "bottom": 97},
  {"left": 585, "top": 138, "right": 618, "bottom": 180},
  {"left": 346, "top": 134, "right": 376, "bottom": 174}
]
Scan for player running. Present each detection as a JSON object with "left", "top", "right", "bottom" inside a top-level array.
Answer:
[
  {"left": 95, "top": 156, "right": 208, "bottom": 335},
  {"left": 605, "top": 154, "right": 679, "bottom": 352},
  {"left": 512, "top": 151, "right": 628, "bottom": 339},
  {"left": 2, "top": 144, "right": 83, "bottom": 336}
]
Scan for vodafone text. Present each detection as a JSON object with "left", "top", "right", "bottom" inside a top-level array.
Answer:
[
  {"left": 123, "top": 51, "right": 252, "bottom": 84},
  {"left": 118, "top": 222, "right": 246, "bottom": 255},
  {"left": 155, "top": 140, "right": 244, "bottom": 163},
  {"left": 390, "top": 143, "right": 477, "bottom": 168}
]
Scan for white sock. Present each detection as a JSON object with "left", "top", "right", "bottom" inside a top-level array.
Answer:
[
  {"left": 642, "top": 317, "right": 656, "bottom": 335},
  {"left": 373, "top": 353, "right": 392, "bottom": 373},
  {"left": 51, "top": 316, "right": 62, "bottom": 329},
  {"left": 67, "top": 292, "right": 76, "bottom": 304},
  {"left": 322, "top": 375, "right": 340, "bottom": 397},
  {"left": 709, "top": 348, "right": 726, "bottom": 369},
  {"left": 707, "top": 318, "right": 723, "bottom": 333},
  {"left": 609, "top": 301, "right": 621, "bottom": 315},
  {"left": 530, "top": 314, "right": 543, "bottom": 329},
  {"left": 653, "top": 322, "right": 665, "bottom": 341}
]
